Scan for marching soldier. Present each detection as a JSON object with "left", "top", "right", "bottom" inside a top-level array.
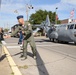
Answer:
[{"left": 8, "top": 15, "right": 37, "bottom": 59}]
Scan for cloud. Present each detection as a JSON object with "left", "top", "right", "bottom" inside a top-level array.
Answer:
[
  {"left": 32, "top": 1, "right": 76, "bottom": 19},
  {"left": 1, "top": 0, "right": 75, "bottom": 14},
  {"left": 61, "top": 0, "right": 76, "bottom": 5},
  {"left": 1, "top": 0, "right": 33, "bottom": 14},
  {"left": 0, "top": 0, "right": 76, "bottom": 27}
]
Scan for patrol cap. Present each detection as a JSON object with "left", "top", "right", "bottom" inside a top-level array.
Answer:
[{"left": 17, "top": 15, "right": 23, "bottom": 20}]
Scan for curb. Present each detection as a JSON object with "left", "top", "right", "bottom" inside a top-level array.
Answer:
[{"left": 2, "top": 41, "right": 22, "bottom": 75}]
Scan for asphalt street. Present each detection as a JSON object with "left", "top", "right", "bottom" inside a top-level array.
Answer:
[{"left": 2, "top": 36, "right": 76, "bottom": 75}]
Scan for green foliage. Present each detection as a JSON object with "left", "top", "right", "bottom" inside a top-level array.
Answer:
[
  {"left": 29, "top": 9, "right": 60, "bottom": 25},
  {"left": 11, "top": 72, "right": 14, "bottom": 75},
  {"left": 57, "top": 20, "right": 61, "bottom": 24},
  {"left": 29, "top": 10, "right": 47, "bottom": 24}
]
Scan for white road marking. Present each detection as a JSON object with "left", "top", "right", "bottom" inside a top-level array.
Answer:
[
  {"left": 37, "top": 44, "right": 62, "bottom": 47},
  {"left": 7, "top": 44, "right": 62, "bottom": 48},
  {"left": 2, "top": 40, "right": 62, "bottom": 49},
  {"left": 7, "top": 43, "right": 18, "bottom": 44},
  {"left": 7, "top": 46, "right": 20, "bottom": 48}
]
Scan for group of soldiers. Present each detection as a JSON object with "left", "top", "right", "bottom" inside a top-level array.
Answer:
[{"left": 7, "top": 15, "right": 37, "bottom": 60}]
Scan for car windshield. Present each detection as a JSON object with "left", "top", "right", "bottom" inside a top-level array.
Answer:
[{"left": 70, "top": 24, "right": 74, "bottom": 29}]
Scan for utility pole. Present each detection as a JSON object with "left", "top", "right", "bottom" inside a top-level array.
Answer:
[
  {"left": 55, "top": 7, "right": 58, "bottom": 24},
  {"left": 26, "top": 4, "right": 29, "bottom": 21},
  {"left": 26, "top": 4, "right": 33, "bottom": 21}
]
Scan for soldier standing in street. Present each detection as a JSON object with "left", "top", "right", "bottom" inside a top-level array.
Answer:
[{"left": 8, "top": 15, "right": 37, "bottom": 59}]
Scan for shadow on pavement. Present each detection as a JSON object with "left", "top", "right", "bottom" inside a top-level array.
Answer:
[
  {"left": 13, "top": 52, "right": 22, "bottom": 56},
  {"left": 56, "top": 41, "right": 76, "bottom": 46},
  {"left": 36, "top": 50, "right": 49, "bottom": 75},
  {"left": 35, "top": 39, "right": 50, "bottom": 43},
  {"left": 0, "top": 54, "right": 6, "bottom": 61},
  {"left": 35, "top": 39, "right": 76, "bottom": 46},
  {"left": 13, "top": 52, "right": 33, "bottom": 57},
  {"left": 12, "top": 50, "right": 49, "bottom": 75}
]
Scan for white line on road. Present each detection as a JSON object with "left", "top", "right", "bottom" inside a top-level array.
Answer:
[
  {"left": 7, "top": 43, "right": 18, "bottom": 44},
  {"left": 7, "top": 46, "right": 20, "bottom": 48},
  {"left": 37, "top": 44, "right": 62, "bottom": 47},
  {"left": 7, "top": 44, "right": 62, "bottom": 48}
]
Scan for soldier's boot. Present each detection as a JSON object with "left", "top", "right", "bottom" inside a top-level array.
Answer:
[
  {"left": 20, "top": 52, "right": 27, "bottom": 59},
  {"left": 21, "top": 47, "right": 27, "bottom": 60},
  {"left": 20, "top": 54, "right": 24, "bottom": 58},
  {"left": 20, "top": 52, "right": 24, "bottom": 58},
  {"left": 33, "top": 50, "right": 37, "bottom": 59},
  {"left": 21, "top": 55, "right": 27, "bottom": 60},
  {"left": 21, "top": 52, "right": 27, "bottom": 60}
]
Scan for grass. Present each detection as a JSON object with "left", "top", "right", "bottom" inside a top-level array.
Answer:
[
  {"left": 18, "top": 65, "right": 28, "bottom": 69},
  {"left": 11, "top": 72, "right": 14, "bottom": 75}
]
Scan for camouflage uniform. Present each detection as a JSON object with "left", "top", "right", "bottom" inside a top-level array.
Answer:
[{"left": 11, "top": 23, "right": 37, "bottom": 58}]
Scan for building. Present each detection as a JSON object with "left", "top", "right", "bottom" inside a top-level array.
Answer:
[
  {"left": 60, "top": 19, "right": 68, "bottom": 24},
  {"left": 60, "top": 19, "right": 76, "bottom": 24}
]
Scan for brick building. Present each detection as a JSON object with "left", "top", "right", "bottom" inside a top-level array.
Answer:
[{"left": 60, "top": 19, "right": 68, "bottom": 24}]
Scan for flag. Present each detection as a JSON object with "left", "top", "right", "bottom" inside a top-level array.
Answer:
[
  {"left": 70, "top": 9, "right": 74, "bottom": 18},
  {"left": 56, "top": 14, "right": 58, "bottom": 20}
]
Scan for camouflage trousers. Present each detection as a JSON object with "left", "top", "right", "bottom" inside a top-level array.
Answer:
[{"left": 22, "top": 37, "right": 37, "bottom": 57}]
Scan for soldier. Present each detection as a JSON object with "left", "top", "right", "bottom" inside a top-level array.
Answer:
[
  {"left": 0, "top": 28, "right": 4, "bottom": 42},
  {"left": 8, "top": 15, "right": 37, "bottom": 59}
]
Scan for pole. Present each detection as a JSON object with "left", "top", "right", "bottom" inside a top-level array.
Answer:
[
  {"left": 55, "top": 7, "right": 58, "bottom": 24},
  {"left": 26, "top": 4, "right": 29, "bottom": 21},
  {"left": 25, "top": 4, "right": 33, "bottom": 21}
]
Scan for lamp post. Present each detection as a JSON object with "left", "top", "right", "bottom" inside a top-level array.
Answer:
[
  {"left": 26, "top": 4, "right": 33, "bottom": 21},
  {"left": 55, "top": 7, "right": 58, "bottom": 24}
]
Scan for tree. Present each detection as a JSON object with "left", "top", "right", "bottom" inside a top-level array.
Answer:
[
  {"left": 57, "top": 20, "right": 61, "bottom": 24},
  {"left": 29, "top": 10, "right": 48, "bottom": 24},
  {"left": 29, "top": 9, "right": 60, "bottom": 25}
]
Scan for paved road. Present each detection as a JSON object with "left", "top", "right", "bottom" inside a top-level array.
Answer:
[
  {"left": 5, "top": 37, "right": 76, "bottom": 59},
  {"left": 3, "top": 36, "right": 76, "bottom": 75}
]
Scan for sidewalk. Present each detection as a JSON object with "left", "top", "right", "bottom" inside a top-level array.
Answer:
[{"left": 0, "top": 52, "right": 12, "bottom": 75}]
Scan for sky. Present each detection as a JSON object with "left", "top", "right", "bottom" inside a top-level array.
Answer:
[{"left": 0, "top": 0, "right": 76, "bottom": 28}]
